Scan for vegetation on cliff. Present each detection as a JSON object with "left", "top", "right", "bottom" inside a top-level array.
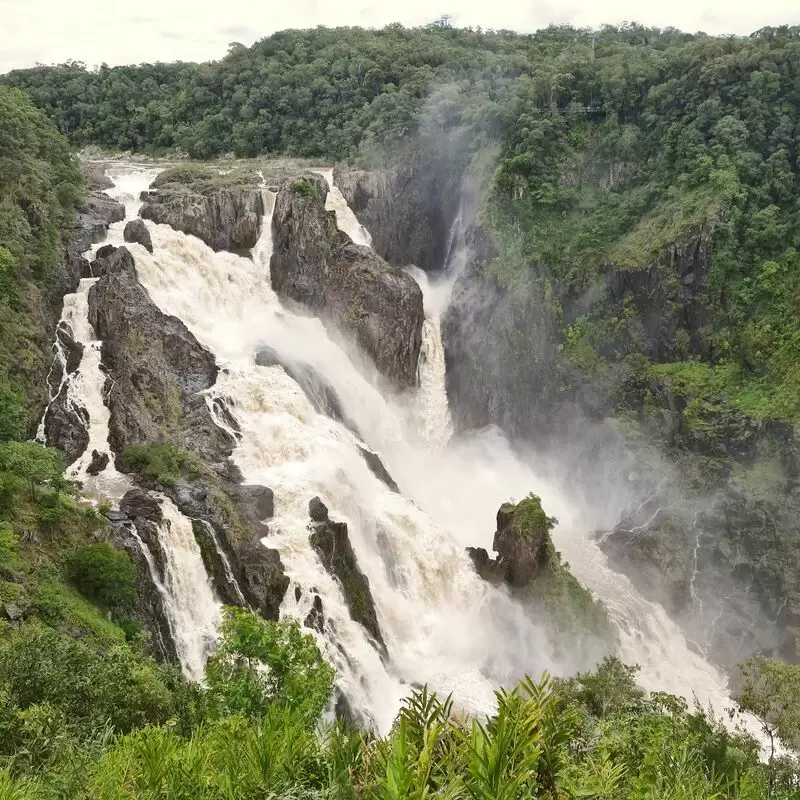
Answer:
[{"left": 0, "top": 87, "right": 84, "bottom": 435}]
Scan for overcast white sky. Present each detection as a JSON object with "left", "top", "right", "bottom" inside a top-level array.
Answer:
[{"left": 3, "top": 0, "right": 800, "bottom": 74}]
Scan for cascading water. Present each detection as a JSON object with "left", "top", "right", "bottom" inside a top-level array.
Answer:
[
  {"left": 108, "top": 163, "right": 753, "bottom": 737},
  {"left": 155, "top": 497, "right": 222, "bottom": 681},
  {"left": 38, "top": 163, "right": 225, "bottom": 681},
  {"left": 314, "top": 168, "right": 372, "bottom": 247}
]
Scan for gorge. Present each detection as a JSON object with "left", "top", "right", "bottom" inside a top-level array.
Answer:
[
  {"left": 2, "top": 22, "right": 800, "bottom": 796},
  {"left": 34, "top": 161, "right": 752, "bottom": 734}
]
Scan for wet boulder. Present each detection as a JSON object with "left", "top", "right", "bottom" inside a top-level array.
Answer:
[{"left": 123, "top": 218, "right": 154, "bottom": 253}]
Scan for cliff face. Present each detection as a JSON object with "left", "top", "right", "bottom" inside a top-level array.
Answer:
[
  {"left": 270, "top": 175, "right": 424, "bottom": 390},
  {"left": 87, "top": 247, "right": 233, "bottom": 467},
  {"left": 442, "top": 208, "right": 800, "bottom": 668},
  {"left": 333, "top": 166, "right": 459, "bottom": 272}
]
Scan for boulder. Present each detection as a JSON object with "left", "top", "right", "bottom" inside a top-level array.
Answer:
[
  {"left": 139, "top": 166, "right": 264, "bottom": 251},
  {"left": 309, "top": 496, "right": 328, "bottom": 522},
  {"left": 308, "top": 497, "right": 385, "bottom": 650},
  {"left": 120, "top": 488, "right": 163, "bottom": 523},
  {"left": 123, "top": 219, "right": 154, "bottom": 253},
  {"left": 271, "top": 175, "right": 424, "bottom": 389},
  {"left": 96, "top": 244, "right": 117, "bottom": 260},
  {"left": 304, "top": 593, "right": 325, "bottom": 633},
  {"left": 86, "top": 449, "right": 110, "bottom": 476}
]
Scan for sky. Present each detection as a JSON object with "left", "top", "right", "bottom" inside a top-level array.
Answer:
[{"left": 3, "top": 0, "right": 800, "bottom": 74}]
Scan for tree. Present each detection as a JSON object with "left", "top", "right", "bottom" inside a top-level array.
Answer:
[
  {"left": 206, "top": 607, "right": 335, "bottom": 724},
  {"left": 69, "top": 543, "right": 138, "bottom": 611},
  {"left": 0, "top": 442, "right": 62, "bottom": 500},
  {"left": 734, "top": 656, "right": 800, "bottom": 794}
]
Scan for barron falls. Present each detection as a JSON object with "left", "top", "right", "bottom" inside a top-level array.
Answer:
[{"left": 34, "top": 161, "right": 751, "bottom": 735}]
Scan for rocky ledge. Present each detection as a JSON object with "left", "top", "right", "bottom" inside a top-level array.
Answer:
[
  {"left": 87, "top": 247, "right": 234, "bottom": 465},
  {"left": 139, "top": 166, "right": 264, "bottom": 251},
  {"left": 270, "top": 174, "right": 424, "bottom": 390}
]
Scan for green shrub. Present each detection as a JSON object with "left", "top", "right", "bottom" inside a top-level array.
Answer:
[
  {"left": 68, "top": 543, "right": 137, "bottom": 611},
  {"left": 124, "top": 442, "right": 203, "bottom": 487}
]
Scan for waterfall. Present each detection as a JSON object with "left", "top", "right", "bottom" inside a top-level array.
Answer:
[
  {"left": 98, "top": 163, "right": 750, "bottom": 739},
  {"left": 197, "top": 518, "right": 248, "bottom": 606},
  {"left": 156, "top": 497, "right": 222, "bottom": 680},
  {"left": 314, "top": 168, "right": 373, "bottom": 246}
]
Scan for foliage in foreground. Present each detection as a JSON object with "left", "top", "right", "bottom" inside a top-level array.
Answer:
[{"left": 1, "top": 601, "right": 800, "bottom": 799}]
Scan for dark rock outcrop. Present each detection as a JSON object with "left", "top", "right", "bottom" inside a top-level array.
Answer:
[
  {"left": 73, "top": 191, "right": 126, "bottom": 253},
  {"left": 468, "top": 496, "right": 614, "bottom": 656},
  {"left": 170, "top": 480, "right": 288, "bottom": 621},
  {"left": 43, "top": 386, "right": 89, "bottom": 465},
  {"left": 87, "top": 247, "right": 234, "bottom": 465},
  {"left": 96, "top": 244, "right": 117, "bottom": 260},
  {"left": 307, "top": 497, "right": 385, "bottom": 651},
  {"left": 467, "top": 497, "right": 558, "bottom": 589},
  {"left": 120, "top": 488, "right": 164, "bottom": 523},
  {"left": 109, "top": 494, "right": 178, "bottom": 665},
  {"left": 271, "top": 175, "right": 424, "bottom": 389},
  {"left": 139, "top": 166, "right": 264, "bottom": 251},
  {"left": 304, "top": 593, "right": 325, "bottom": 632},
  {"left": 333, "top": 165, "right": 460, "bottom": 272},
  {"left": 86, "top": 450, "right": 110, "bottom": 476},
  {"left": 123, "top": 218, "right": 154, "bottom": 253}
]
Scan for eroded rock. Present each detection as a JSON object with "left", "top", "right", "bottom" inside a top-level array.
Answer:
[
  {"left": 271, "top": 175, "right": 424, "bottom": 389},
  {"left": 308, "top": 496, "right": 385, "bottom": 650},
  {"left": 123, "top": 218, "right": 154, "bottom": 253},
  {"left": 139, "top": 166, "right": 264, "bottom": 251},
  {"left": 87, "top": 247, "right": 233, "bottom": 465}
]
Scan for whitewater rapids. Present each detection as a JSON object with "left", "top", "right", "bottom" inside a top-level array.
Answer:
[{"left": 58, "top": 163, "right": 750, "bottom": 736}]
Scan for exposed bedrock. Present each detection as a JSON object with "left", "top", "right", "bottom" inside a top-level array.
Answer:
[
  {"left": 139, "top": 166, "right": 264, "bottom": 252},
  {"left": 270, "top": 174, "right": 424, "bottom": 390},
  {"left": 308, "top": 496, "right": 385, "bottom": 652}
]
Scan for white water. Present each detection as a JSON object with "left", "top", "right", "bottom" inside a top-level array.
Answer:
[
  {"left": 91, "top": 164, "right": 752, "bottom": 738},
  {"left": 156, "top": 497, "right": 222, "bottom": 680},
  {"left": 37, "top": 164, "right": 227, "bottom": 681},
  {"left": 314, "top": 168, "right": 373, "bottom": 247}
]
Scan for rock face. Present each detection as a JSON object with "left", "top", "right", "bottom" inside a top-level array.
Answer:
[
  {"left": 110, "top": 492, "right": 178, "bottom": 665},
  {"left": 73, "top": 190, "right": 126, "bottom": 253},
  {"left": 468, "top": 495, "right": 615, "bottom": 662},
  {"left": 171, "top": 480, "right": 288, "bottom": 621},
  {"left": 42, "top": 323, "right": 88, "bottom": 465},
  {"left": 333, "top": 165, "right": 460, "bottom": 272},
  {"left": 87, "top": 247, "right": 234, "bottom": 465},
  {"left": 468, "top": 499, "right": 558, "bottom": 589},
  {"left": 123, "top": 218, "right": 154, "bottom": 253},
  {"left": 86, "top": 449, "right": 109, "bottom": 476},
  {"left": 271, "top": 175, "right": 424, "bottom": 389},
  {"left": 601, "top": 454, "right": 800, "bottom": 666},
  {"left": 307, "top": 496, "right": 385, "bottom": 651},
  {"left": 139, "top": 166, "right": 264, "bottom": 251}
]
